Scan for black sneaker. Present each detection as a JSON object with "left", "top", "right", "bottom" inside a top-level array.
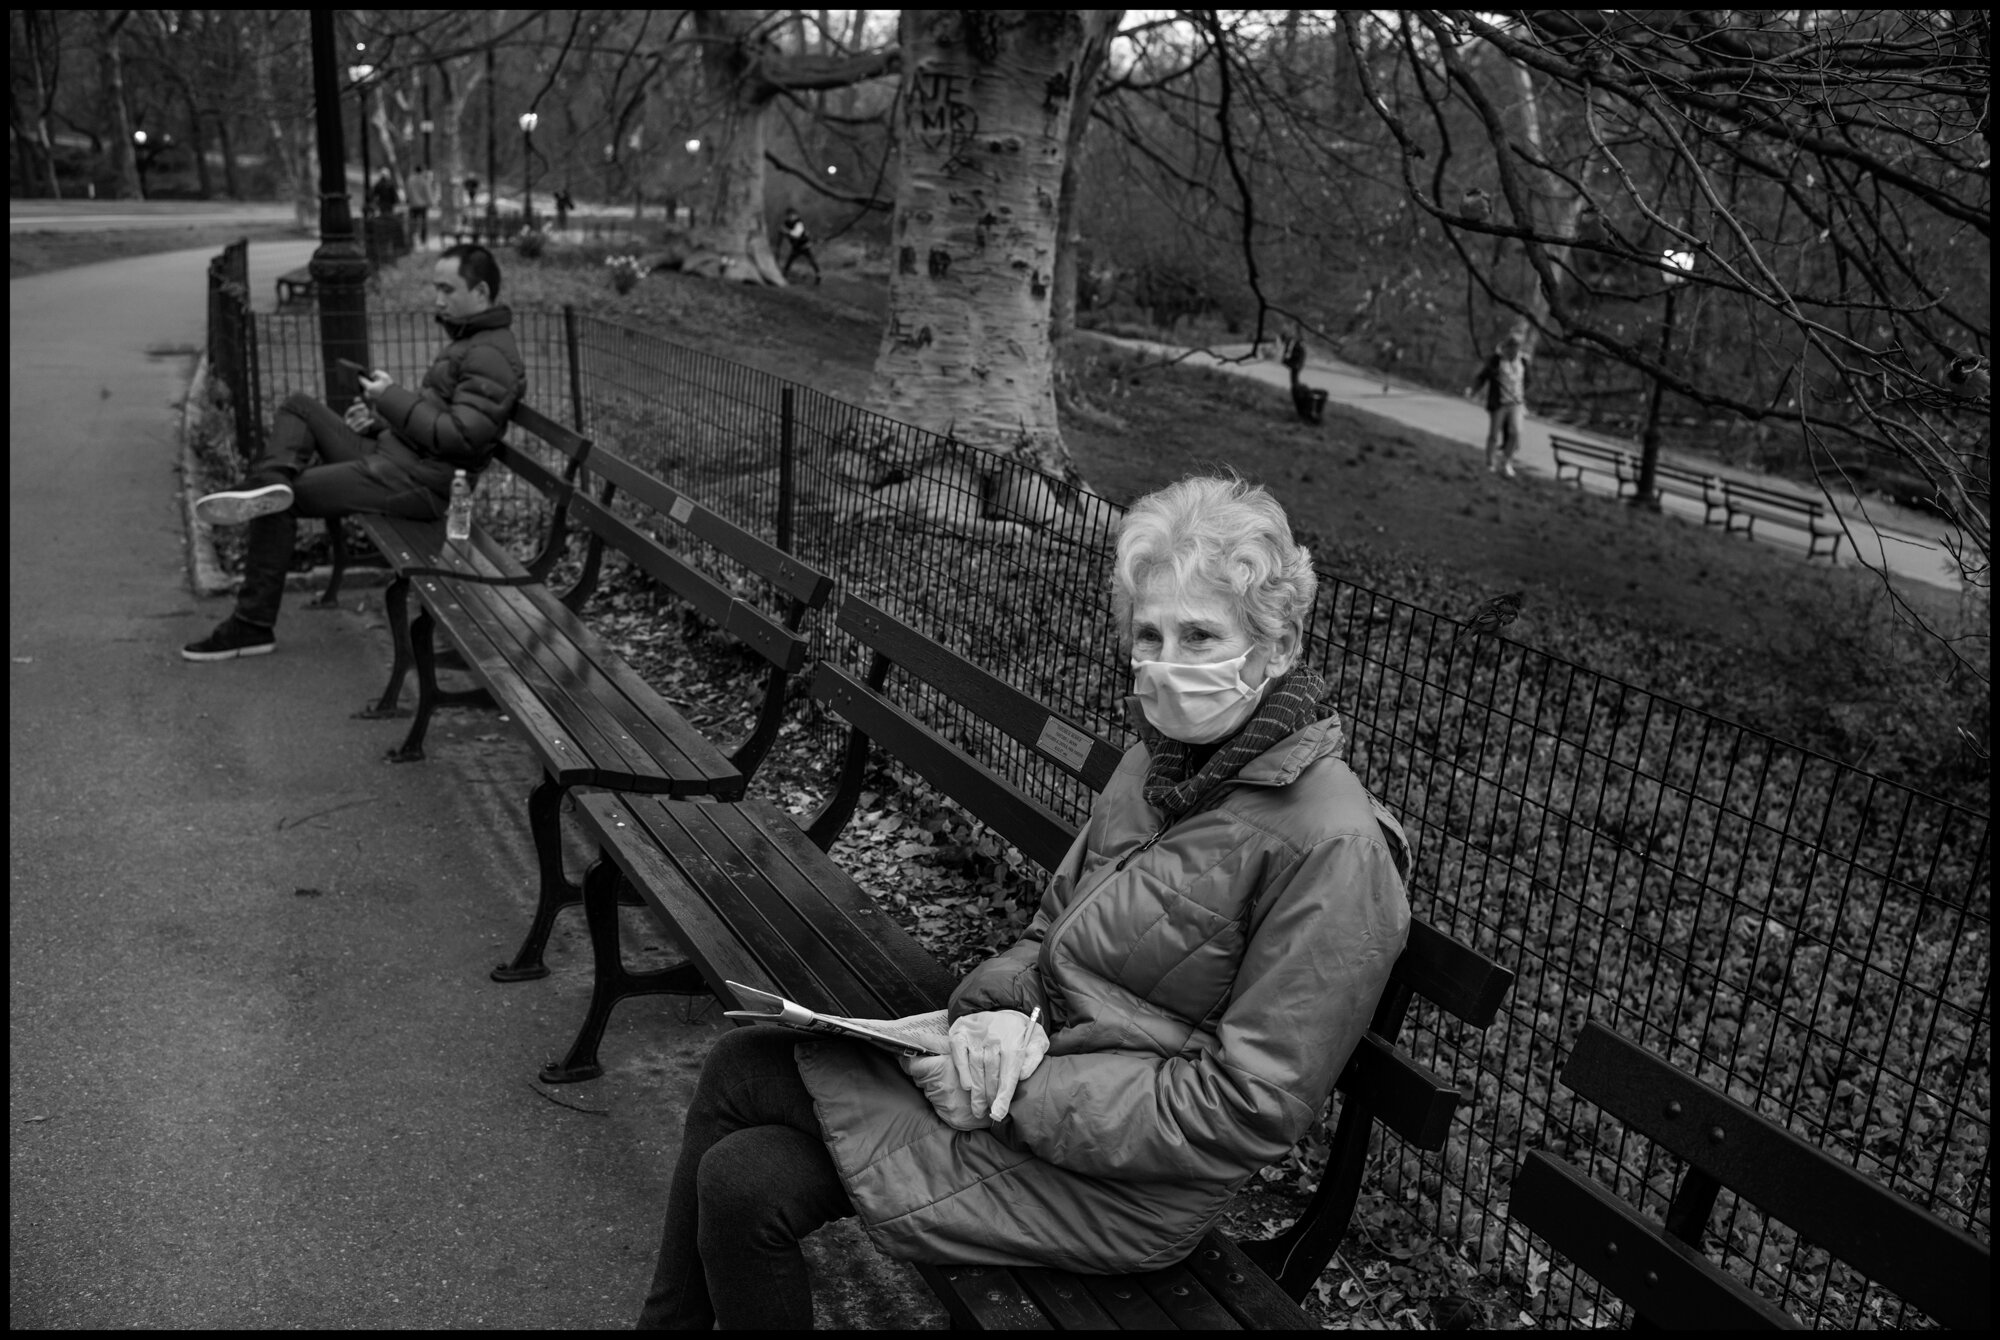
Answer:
[
  {"left": 195, "top": 482, "right": 293, "bottom": 526},
  {"left": 182, "top": 617, "right": 276, "bottom": 662}
]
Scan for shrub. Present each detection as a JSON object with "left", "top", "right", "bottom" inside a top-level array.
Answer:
[
  {"left": 515, "top": 226, "right": 548, "bottom": 260},
  {"left": 605, "top": 254, "right": 645, "bottom": 295}
]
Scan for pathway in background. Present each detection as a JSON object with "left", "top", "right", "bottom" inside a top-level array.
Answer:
[{"left": 1091, "top": 333, "right": 1968, "bottom": 593}]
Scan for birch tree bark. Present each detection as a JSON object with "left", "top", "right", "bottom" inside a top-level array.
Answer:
[{"left": 866, "top": 9, "right": 1120, "bottom": 477}]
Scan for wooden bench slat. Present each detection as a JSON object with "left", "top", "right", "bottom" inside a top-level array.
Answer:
[
  {"left": 417, "top": 564, "right": 722, "bottom": 791},
  {"left": 1395, "top": 920, "right": 1515, "bottom": 1028},
  {"left": 1006, "top": 1266, "right": 1123, "bottom": 1327},
  {"left": 1079, "top": 1272, "right": 1178, "bottom": 1327},
  {"left": 1561, "top": 1023, "right": 1990, "bottom": 1329},
  {"left": 1180, "top": 1232, "right": 1320, "bottom": 1328},
  {"left": 837, "top": 595, "right": 1125, "bottom": 792},
  {"left": 611, "top": 796, "right": 939, "bottom": 1021},
  {"left": 566, "top": 490, "right": 811, "bottom": 675},
  {"left": 813, "top": 662, "right": 1080, "bottom": 873},
  {"left": 715, "top": 796, "right": 963, "bottom": 1010},
  {"left": 587, "top": 448, "right": 834, "bottom": 607},
  {"left": 1135, "top": 1259, "right": 1246, "bottom": 1329},
  {"left": 1512, "top": 1151, "right": 1800, "bottom": 1329},
  {"left": 1334, "top": 1033, "right": 1459, "bottom": 1151},
  {"left": 693, "top": 799, "right": 958, "bottom": 1016},
  {"left": 416, "top": 528, "right": 741, "bottom": 789},
  {"left": 916, "top": 1265, "right": 1057, "bottom": 1329},
  {"left": 573, "top": 794, "right": 784, "bottom": 997},
  {"left": 506, "top": 402, "right": 591, "bottom": 464}
]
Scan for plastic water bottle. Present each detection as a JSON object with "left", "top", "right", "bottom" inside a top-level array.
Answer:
[{"left": 446, "top": 469, "right": 473, "bottom": 542}]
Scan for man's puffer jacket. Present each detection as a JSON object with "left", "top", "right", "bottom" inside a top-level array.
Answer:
[
  {"left": 795, "top": 714, "right": 1412, "bottom": 1274},
  {"left": 371, "top": 305, "right": 524, "bottom": 477}
]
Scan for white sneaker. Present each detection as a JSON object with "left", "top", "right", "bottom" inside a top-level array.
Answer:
[
  {"left": 1501, "top": 461, "right": 1518, "bottom": 479},
  {"left": 195, "top": 483, "right": 294, "bottom": 526}
]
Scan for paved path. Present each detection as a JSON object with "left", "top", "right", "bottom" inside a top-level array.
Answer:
[
  {"left": 1091, "top": 334, "right": 1969, "bottom": 593},
  {"left": 10, "top": 200, "right": 302, "bottom": 234},
  {"left": 8, "top": 241, "right": 939, "bottom": 1328}
]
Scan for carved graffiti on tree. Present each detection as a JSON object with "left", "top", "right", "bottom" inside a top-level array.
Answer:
[{"left": 907, "top": 68, "right": 979, "bottom": 174}]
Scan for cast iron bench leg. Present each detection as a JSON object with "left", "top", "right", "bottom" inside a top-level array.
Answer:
[
  {"left": 387, "top": 606, "right": 440, "bottom": 762},
  {"left": 310, "top": 518, "right": 349, "bottom": 609},
  {"left": 355, "top": 575, "right": 415, "bottom": 719},
  {"left": 539, "top": 856, "right": 707, "bottom": 1084},
  {"left": 491, "top": 774, "right": 582, "bottom": 982}
]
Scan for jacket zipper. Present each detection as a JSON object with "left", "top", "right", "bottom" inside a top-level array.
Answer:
[{"left": 1115, "top": 819, "right": 1173, "bottom": 872}]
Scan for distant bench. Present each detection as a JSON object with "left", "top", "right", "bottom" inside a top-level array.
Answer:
[
  {"left": 1513, "top": 1021, "right": 1989, "bottom": 1329},
  {"left": 1549, "top": 434, "right": 1843, "bottom": 560},
  {"left": 275, "top": 266, "right": 316, "bottom": 309}
]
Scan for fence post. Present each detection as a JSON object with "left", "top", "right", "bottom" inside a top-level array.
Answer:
[
  {"left": 563, "top": 304, "right": 585, "bottom": 433},
  {"left": 778, "top": 387, "right": 795, "bottom": 555}
]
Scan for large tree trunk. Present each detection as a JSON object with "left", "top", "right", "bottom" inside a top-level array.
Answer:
[
  {"left": 682, "top": 10, "right": 787, "bottom": 283},
  {"left": 1050, "top": 14, "right": 1117, "bottom": 341},
  {"left": 98, "top": 14, "right": 144, "bottom": 199},
  {"left": 867, "top": 10, "right": 1119, "bottom": 480}
]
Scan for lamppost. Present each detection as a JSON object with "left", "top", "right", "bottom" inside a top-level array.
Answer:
[
  {"left": 308, "top": 10, "right": 370, "bottom": 405},
  {"left": 484, "top": 44, "right": 498, "bottom": 232},
  {"left": 132, "top": 129, "right": 149, "bottom": 196},
  {"left": 519, "top": 110, "right": 539, "bottom": 225},
  {"left": 1632, "top": 247, "right": 1695, "bottom": 510},
  {"left": 348, "top": 56, "right": 376, "bottom": 216}
]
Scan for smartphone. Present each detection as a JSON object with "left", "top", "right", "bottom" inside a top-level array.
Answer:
[{"left": 336, "top": 357, "right": 370, "bottom": 376}]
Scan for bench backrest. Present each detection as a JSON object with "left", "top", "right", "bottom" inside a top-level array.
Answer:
[
  {"left": 813, "top": 592, "right": 1515, "bottom": 1300},
  {"left": 566, "top": 445, "right": 835, "bottom": 776},
  {"left": 1723, "top": 477, "right": 1824, "bottom": 515},
  {"left": 1516, "top": 1021, "right": 1988, "bottom": 1329}
]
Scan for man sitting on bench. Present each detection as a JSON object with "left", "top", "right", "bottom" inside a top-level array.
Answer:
[
  {"left": 184, "top": 244, "right": 523, "bottom": 661},
  {"left": 637, "top": 476, "right": 1412, "bottom": 1329}
]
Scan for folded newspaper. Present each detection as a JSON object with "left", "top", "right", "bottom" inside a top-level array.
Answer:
[{"left": 723, "top": 982, "right": 950, "bottom": 1057}]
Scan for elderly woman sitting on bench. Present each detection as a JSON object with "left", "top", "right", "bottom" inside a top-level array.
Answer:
[{"left": 638, "top": 475, "right": 1412, "bottom": 1330}]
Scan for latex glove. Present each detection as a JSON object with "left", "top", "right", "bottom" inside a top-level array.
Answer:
[
  {"left": 948, "top": 1010, "right": 1050, "bottom": 1122},
  {"left": 899, "top": 1053, "right": 990, "bottom": 1131}
]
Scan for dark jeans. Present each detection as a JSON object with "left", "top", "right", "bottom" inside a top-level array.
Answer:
[
  {"left": 637, "top": 1026, "right": 855, "bottom": 1330},
  {"left": 408, "top": 206, "right": 429, "bottom": 245},
  {"left": 234, "top": 393, "right": 447, "bottom": 628},
  {"left": 782, "top": 240, "right": 820, "bottom": 281}
]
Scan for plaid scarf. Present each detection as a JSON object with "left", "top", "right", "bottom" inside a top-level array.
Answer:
[{"left": 1137, "top": 666, "right": 1341, "bottom": 820}]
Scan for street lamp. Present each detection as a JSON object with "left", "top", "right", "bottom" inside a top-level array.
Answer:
[
  {"left": 132, "top": 129, "right": 149, "bottom": 195},
  {"left": 1633, "top": 246, "right": 1696, "bottom": 510},
  {"left": 519, "top": 110, "right": 539, "bottom": 225},
  {"left": 348, "top": 60, "right": 376, "bottom": 216}
]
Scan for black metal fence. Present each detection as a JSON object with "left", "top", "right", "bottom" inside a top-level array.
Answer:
[
  {"left": 232, "top": 295, "right": 1990, "bottom": 1328},
  {"left": 204, "top": 239, "right": 261, "bottom": 458}
]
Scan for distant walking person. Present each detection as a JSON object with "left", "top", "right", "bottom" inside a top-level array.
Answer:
[
  {"left": 182, "top": 245, "right": 524, "bottom": 662},
  {"left": 370, "top": 169, "right": 400, "bottom": 219},
  {"left": 1467, "top": 333, "right": 1529, "bottom": 478},
  {"left": 778, "top": 208, "right": 820, "bottom": 284},
  {"left": 406, "top": 166, "right": 435, "bottom": 246}
]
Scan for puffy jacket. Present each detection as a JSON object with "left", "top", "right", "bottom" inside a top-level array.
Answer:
[
  {"left": 371, "top": 305, "right": 524, "bottom": 485},
  {"left": 796, "top": 713, "right": 1411, "bottom": 1273}
]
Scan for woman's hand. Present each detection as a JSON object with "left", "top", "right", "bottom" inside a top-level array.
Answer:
[
  {"left": 899, "top": 1053, "right": 991, "bottom": 1131},
  {"left": 948, "top": 1010, "right": 1050, "bottom": 1121}
]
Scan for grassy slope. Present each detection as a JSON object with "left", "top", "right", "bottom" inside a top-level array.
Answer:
[
  {"left": 458, "top": 243, "right": 1986, "bottom": 808},
  {"left": 8, "top": 222, "right": 309, "bottom": 279}
]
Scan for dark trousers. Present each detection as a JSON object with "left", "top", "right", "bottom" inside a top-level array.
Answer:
[
  {"left": 234, "top": 393, "right": 446, "bottom": 628},
  {"left": 637, "top": 1026, "right": 855, "bottom": 1330},
  {"left": 782, "top": 240, "right": 820, "bottom": 282},
  {"left": 408, "top": 206, "right": 429, "bottom": 245}
]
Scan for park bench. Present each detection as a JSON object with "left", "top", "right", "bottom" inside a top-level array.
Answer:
[
  {"left": 1511, "top": 1021, "right": 1989, "bottom": 1329},
  {"left": 1549, "top": 434, "right": 1726, "bottom": 523},
  {"left": 546, "top": 590, "right": 1516, "bottom": 1327},
  {"left": 1717, "top": 476, "right": 1843, "bottom": 560},
  {"left": 275, "top": 265, "right": 316, "bottom": 309},
  {"left": 341, "top": 409, "right": 835, "bottom": 983}
]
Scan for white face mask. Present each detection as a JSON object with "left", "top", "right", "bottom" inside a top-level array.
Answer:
[{"left": 1132, "top": 650, "right": 1269, "bottom": 744}]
